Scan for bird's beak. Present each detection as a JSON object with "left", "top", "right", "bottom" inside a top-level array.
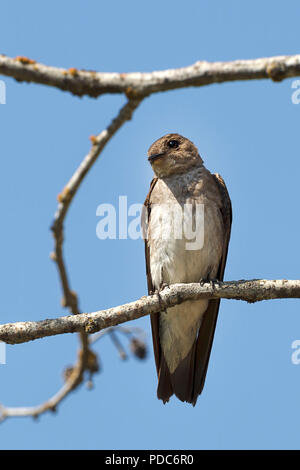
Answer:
[{"left": 148, "top": 152, "right": 165, "bottom": 163}]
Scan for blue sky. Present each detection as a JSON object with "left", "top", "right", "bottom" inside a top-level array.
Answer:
[{"left": 0, "top": 0, "right": 300, "bottom": 450}]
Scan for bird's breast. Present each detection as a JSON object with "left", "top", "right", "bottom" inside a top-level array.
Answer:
[
  {"left": 148, "top": 188, "right": 223, "bottom": 288},
  {"left": 146, "top": 166, "right": 225, "bottom": 373}
]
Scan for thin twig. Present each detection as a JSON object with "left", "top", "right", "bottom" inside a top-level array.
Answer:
[
  {"left": 90, "top": 326, "right": 145, "bottom": 345},
  {"left": 0, "top": 97, "right": 143, "bottom": 423},
  {"left": 0, "top": 351, "right": 83, "bottom": 423},
  {"left": 108, "top": 330, "right": 127, "bottom": 360}
]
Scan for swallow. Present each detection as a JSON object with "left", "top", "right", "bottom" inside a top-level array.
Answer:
[{"left": 143, "top": 133, "right": 232, "bottom": 405}]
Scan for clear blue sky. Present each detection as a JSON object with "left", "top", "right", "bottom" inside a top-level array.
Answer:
[{"left": 0, "top": 0, "right": 300, "bottom": 450}]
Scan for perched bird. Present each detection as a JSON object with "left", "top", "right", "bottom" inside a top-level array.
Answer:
[{"left": 143, "top": 133, "right": 232, "bottom": 405}]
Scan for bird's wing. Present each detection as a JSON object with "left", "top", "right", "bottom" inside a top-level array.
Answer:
[
  {"left": 192, "top": 172, "right": 232, "bottom": 404},
  {"left": 143, "top": 178, "right": 161, "bottom": 374}
]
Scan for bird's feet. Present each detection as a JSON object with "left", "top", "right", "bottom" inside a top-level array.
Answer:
[
  {"left": 199, "top": 278, "right": 221, "bottom": 288},
  {"left": 160, "top": 282, "right": 170, "bottom": 291},
  {"left": 199, "top": 277, "right": 209, "bottom": 287},
  {"left": 150, "top": 283, "right": 170, "bottom": 296},
  {"left": 150, "top": 283, "right": 170, "bottom": 314}
]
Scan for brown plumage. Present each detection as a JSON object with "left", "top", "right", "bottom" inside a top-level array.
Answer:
[{"left": 143, "top": 134, "right": 232, "bottom": 405}]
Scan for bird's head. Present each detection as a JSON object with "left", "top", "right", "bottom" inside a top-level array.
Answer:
[{"left": 147, "top": 133, "right": 203, "bottom": 178}]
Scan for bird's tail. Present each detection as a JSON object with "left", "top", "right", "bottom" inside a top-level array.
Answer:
[
  {"left": 157, "top": 299, "right": 222, "bottom": 405},
  {"left": 157, "top": 341, "right": 198, "bottom": 406}
]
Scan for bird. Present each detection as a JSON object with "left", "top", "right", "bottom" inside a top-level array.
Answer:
[{"left": 143, "top": 133, "right": 232, "bottom": 405}]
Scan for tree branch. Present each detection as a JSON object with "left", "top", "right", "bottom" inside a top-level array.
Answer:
[
  {"left": 1, "top": 280, "right": 299, "bottom": 346},
  {"left": 1, "top": 51, "right": 298, "bottom": 422},
  {"left": 0, "top": 98, "right": 144, "bottom": 424},
  {"left": 0, "top": 350, "right": 85, "bottom": 422},
  {"left": 0, "top": 54, "right": 299, "bottom": 98},
  {"left": 48, "top": 96, "right": 142, "bottom": 401}
]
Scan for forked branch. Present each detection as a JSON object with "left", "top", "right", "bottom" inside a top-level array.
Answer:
[{"left": 0, "top": 51, "right": 298, "bottom": 423}]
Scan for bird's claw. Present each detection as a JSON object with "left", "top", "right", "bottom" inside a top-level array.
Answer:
[
  {"left": 199, "top": 278, "right": 221, "bottom": 288},
  {"left": 160, "top": 282, "right": 170, "bottom": 291},
  {"left": 150, "top": 283, "right": 170, "bottom": 296}
]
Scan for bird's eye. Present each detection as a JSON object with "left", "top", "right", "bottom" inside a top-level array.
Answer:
[{"left": 167, "top": 140, "right": 179, "bottom": 149}]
